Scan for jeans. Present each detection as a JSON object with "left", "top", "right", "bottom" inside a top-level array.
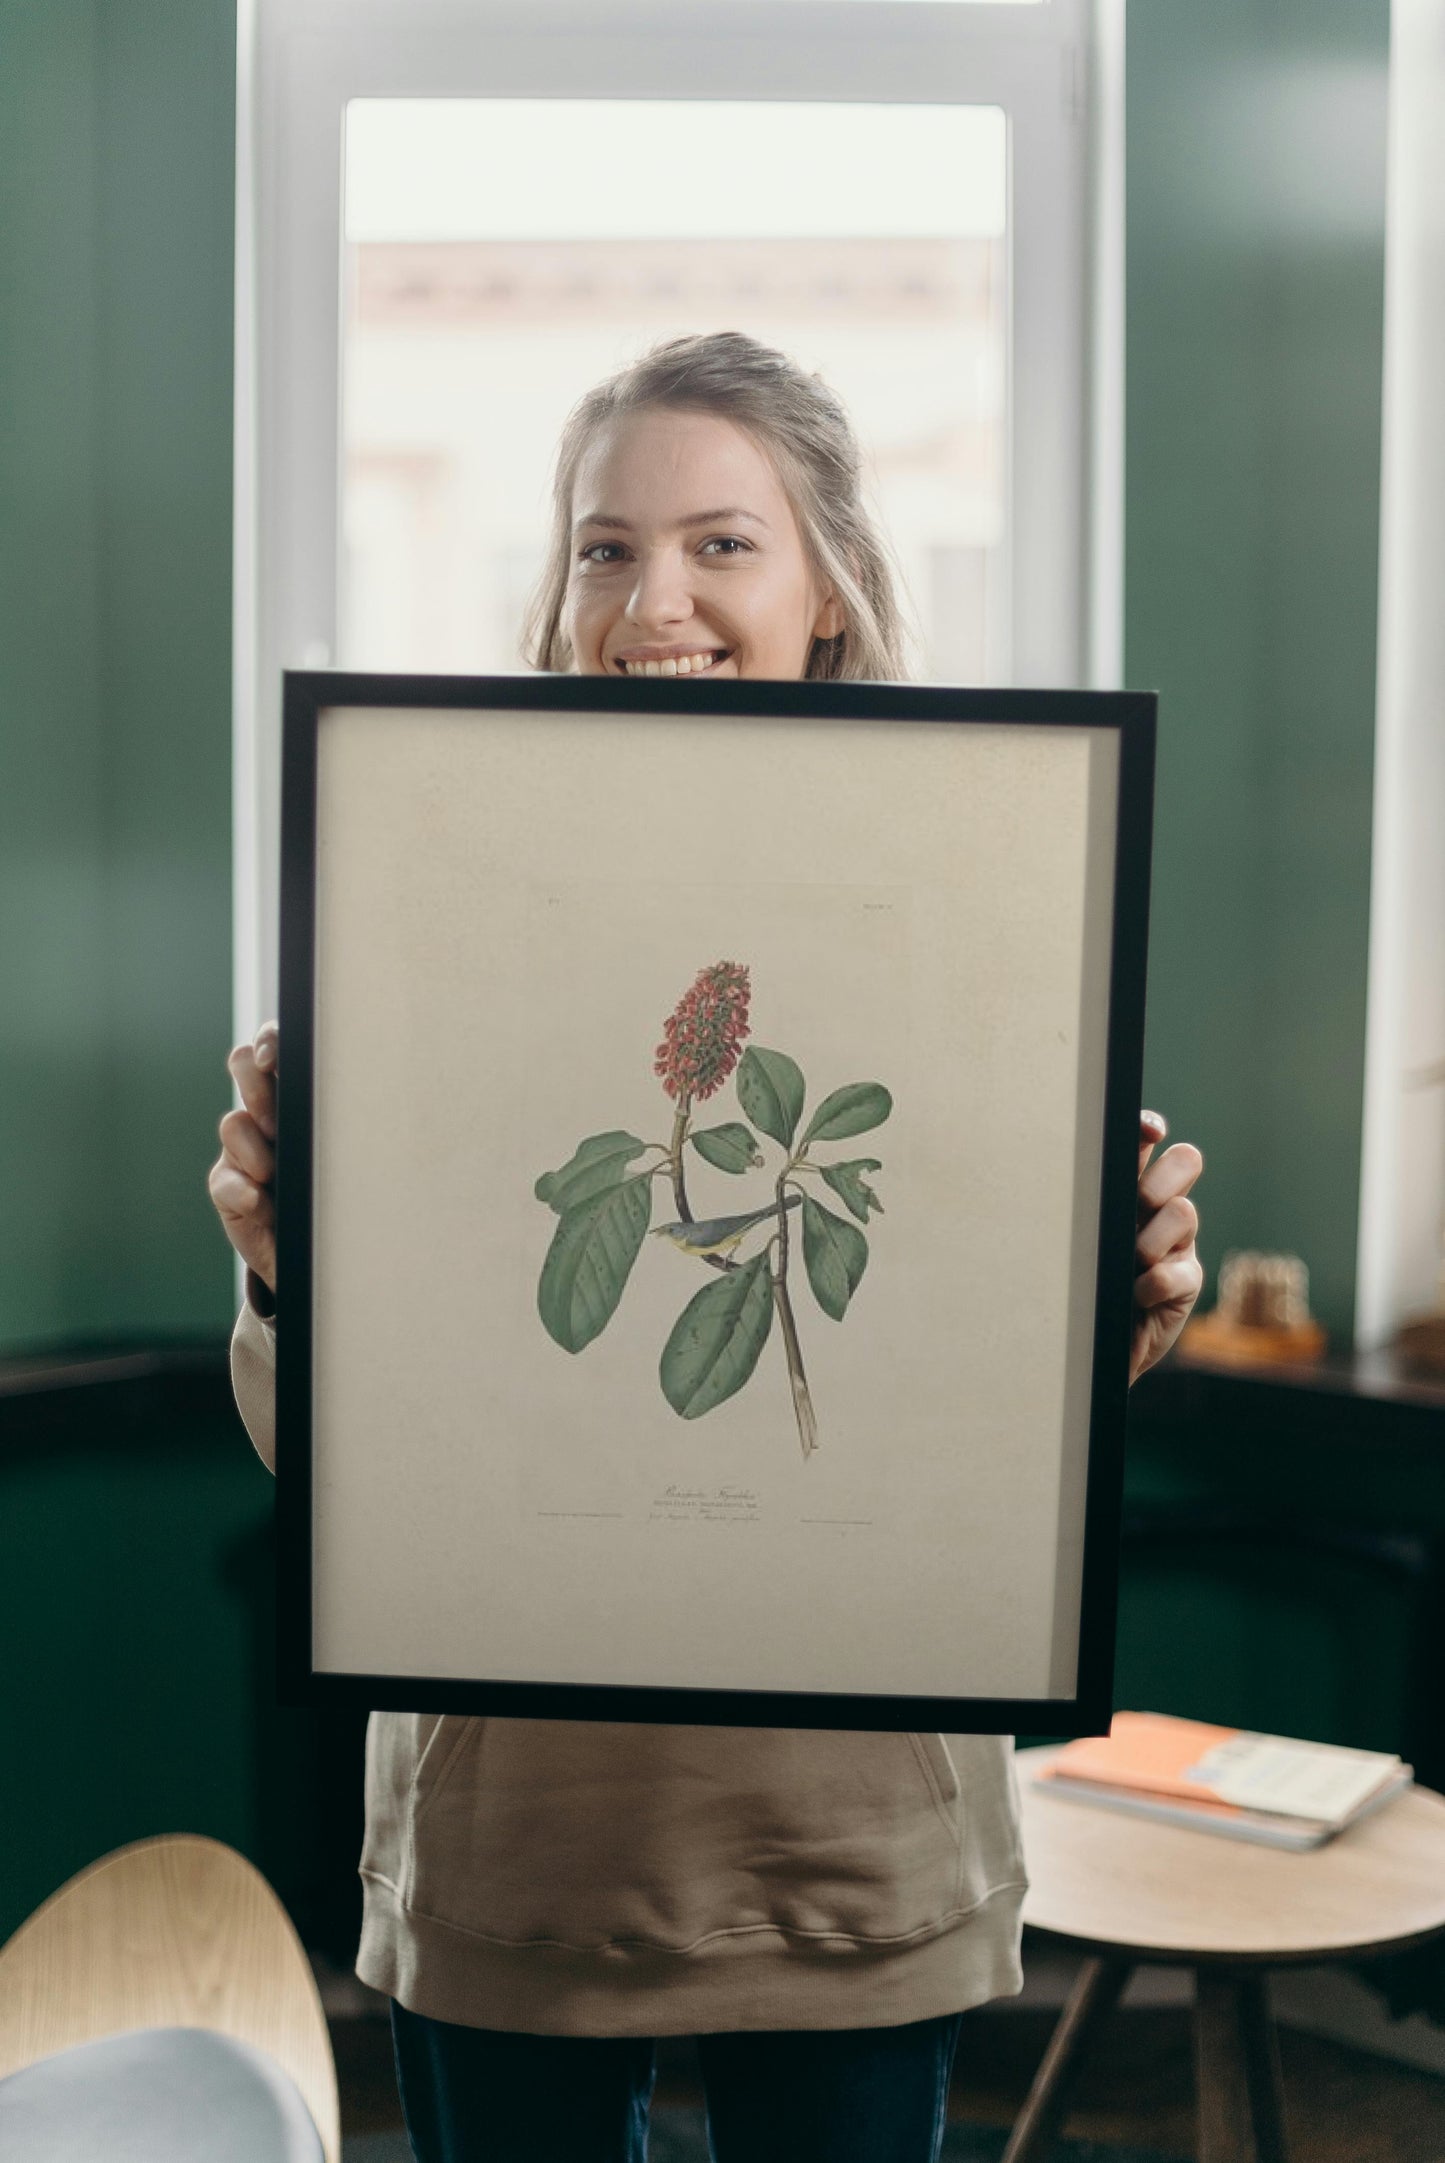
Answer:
[{"left": 390, "top": 1999, "right": 965, "bottom": 2163}]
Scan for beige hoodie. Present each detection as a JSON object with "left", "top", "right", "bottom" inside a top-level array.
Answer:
[{"left": 232, "top": 1291, "right": 1027, "bottom": 2035}]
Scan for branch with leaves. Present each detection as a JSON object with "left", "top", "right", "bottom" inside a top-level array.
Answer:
[{"left": 533, "top": 962, "right": 890, "bottom": 1460}]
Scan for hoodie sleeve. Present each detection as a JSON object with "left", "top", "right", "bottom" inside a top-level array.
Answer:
[{"left": 230, "top": 1270, "right": 278, "bottom": 1474}]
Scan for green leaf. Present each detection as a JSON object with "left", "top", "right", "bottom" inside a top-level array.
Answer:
[
  {"left": 801, "top": 1083, "right": 892, "bottom": 1147},
  {"left": 737, "top": 1046, "right": 806, "bottom": 1151},
  {"left": 801, "top": 1195, "right": 869, "bottom": 1320},
  {"left": 535, "top": 1130, "right": 647, "bottom": 1213},
  {"left": 660, "top": 1253, "right": 774, "bottom": 1419},
  {"left": 537, "top": 1175, "right": 653, "bottom": 1352},
  {"left": 690, "top": 1122, "right": 764, "bottom": 1175},
  {"left": 820, "top": 1157, "right": 885, "bottom": 1224}
]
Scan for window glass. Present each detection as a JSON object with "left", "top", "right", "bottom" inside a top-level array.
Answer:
[{"left": 340, "top": 98, "right": 1008, "bottom": 682}]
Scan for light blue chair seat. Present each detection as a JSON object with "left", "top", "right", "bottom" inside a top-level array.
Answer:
[{"left": 0, "top": 2024, "right": 325, "bottom": 2162}]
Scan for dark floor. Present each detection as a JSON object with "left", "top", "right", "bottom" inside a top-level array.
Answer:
[{"left": 332, "top": 2001, "right": 1445, "bottom": 2162}]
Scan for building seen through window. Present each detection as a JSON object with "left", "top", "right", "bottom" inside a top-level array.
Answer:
[{"left": 340, "top": 99, "right": 1008, "bottom": 684}]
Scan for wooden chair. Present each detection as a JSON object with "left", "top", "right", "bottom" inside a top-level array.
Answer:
[
  {"left": 1006, "top": 1746, "right": 1445, "bottom": 2163},
  {"left": 0, "top": 1833, "right": 340, "bottom": 2162}
]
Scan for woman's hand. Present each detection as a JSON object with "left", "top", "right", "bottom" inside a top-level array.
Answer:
[
  {"left": 208, "top": 1021, "right": 279, "bottom": 1296},
  {"left": 1131, "top": 1111, "right": 1203, "bottom": 1384}
]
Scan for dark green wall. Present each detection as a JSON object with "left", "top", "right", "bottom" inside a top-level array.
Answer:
[
  {"left": 1, "top": 5, "right": 109, "bottom": 1342},
  {"left": 0, "top": 1388, "right": 272, "bottom": 1942},
  {"left": 0, "top": 1379, "right": 367, "bottom": 1956},
  {"left": 0, "top": 0, "right": 236, "bottom": 1352},
  {"left": 1128, "top": 0, "right": 1390, "bottom": 1341},
  {"left": 0, "top": 0, "right": 300, "bottom": 1953},
  {"left": 1119, "top": 1398, "right": 1440, "bottom": 1764}
]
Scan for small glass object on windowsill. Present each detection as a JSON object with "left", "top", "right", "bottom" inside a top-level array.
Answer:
[{"left": 1178, "top": 1249, "right": 1328, "bottom": 1369}]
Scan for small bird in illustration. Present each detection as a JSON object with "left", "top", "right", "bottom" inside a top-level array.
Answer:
[{"left": 651, "top": 1196, "right": 801, "bottom": 1258}]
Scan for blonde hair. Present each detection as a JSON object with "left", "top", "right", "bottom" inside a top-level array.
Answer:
[{"left": 522, "top": 331, "right": 914, "bottom": 682}]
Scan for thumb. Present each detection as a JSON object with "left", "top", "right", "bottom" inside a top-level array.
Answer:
[{"left": 1138, "top": 1108, "right": 1168, "bottom": 1180}]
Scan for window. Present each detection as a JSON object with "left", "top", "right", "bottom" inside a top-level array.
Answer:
[
  {"left": 236, "top": 0, "right": 1118, "bottom": 1026},
  {"left": 340, "top": 98, "right": 1008, "bottom": 682}
]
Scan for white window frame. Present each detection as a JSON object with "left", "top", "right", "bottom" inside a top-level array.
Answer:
[
  {"left": 1355, "top": 1, "right": 1445, "bottom": 1351},
  {"left": 234, "top": 0, "right": 1122, "bottom": 1034}
]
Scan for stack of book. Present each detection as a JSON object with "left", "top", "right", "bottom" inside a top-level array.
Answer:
[{"left": 1034, "top": 1711, "right": 1412, "bottom": 1850}]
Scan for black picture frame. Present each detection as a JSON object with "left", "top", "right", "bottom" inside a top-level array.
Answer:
[{"left": 276, "top": 670, "right": 1155, "bottom": 1735}]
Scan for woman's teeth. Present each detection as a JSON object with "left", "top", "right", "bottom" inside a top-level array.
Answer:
[{"left": 621, "top": 651, "right": 726, "bottom": 677}]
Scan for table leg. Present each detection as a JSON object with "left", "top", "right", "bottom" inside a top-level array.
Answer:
[
  {"left": 1000, "top": 1955, "right": 1131, "bottom": 2163},
  {"left": 1239, "top": 1972, "right": 1289, "bottom": 2163},
  {"left": 1195, "top": 1969, "right": 1289, "bottom": 2163}
]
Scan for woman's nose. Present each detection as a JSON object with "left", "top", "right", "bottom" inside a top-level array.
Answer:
[{"left": 625, "top": 548, "right": 693, "bottom": 630}]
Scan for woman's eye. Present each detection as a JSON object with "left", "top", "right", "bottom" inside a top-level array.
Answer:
[
  {"left": 700, "top": 536, "right": 751, "bottom": 558},
  {"left": 579, "top": 541, "right": 627, "bottom": 565}
]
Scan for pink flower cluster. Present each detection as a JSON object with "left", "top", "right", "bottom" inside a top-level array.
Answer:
[{"left": 654, "top": 961, "right": 752, "bottom": 1103}]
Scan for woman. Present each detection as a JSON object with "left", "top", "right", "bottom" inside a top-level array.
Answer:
[{"left": 211, "top": 332, "right": 1204, "bottom": 2163}]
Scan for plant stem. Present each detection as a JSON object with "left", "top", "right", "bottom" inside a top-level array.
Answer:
[
  {"left": 667, "top": 1098, "right": 693, "bottom": 1220},
  {"left": 667, "top": 1093, "right": 734, "bottom": 1274},
  {"left": 772, "top": 1167, "right": 818, "bottom": 1459}
]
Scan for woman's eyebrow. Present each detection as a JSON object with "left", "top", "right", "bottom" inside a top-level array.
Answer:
[
  {"left": 678, "top": 508, "right": 771, "bottom": 531},
  {"left": 573, "top": 507, "right": 771, "bottom": 534}
]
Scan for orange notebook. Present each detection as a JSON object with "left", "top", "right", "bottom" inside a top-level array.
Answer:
[{"left": 1043, "top": 1711, "right": 1403, "bottom": 1827}]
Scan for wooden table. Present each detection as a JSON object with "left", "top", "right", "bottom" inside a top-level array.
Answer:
[{"left": 1008, "top": 1746, "right": 1445, "bottom": 2163}]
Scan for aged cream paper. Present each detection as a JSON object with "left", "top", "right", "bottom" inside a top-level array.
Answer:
[{"left": 308, "top": 703, "right": 1117, "bottom": 1703}]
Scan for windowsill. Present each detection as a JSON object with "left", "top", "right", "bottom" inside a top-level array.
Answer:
[
  {"left": 1131, "top": 1341, "right": 1445, "bottom": 1437},
  {"left": 0, "top": 1337, "right": 230, "bottom": 1400}
]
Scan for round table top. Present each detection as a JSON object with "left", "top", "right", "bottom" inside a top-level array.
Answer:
[{"left": 1017, "top": 1745, "right": 1445, "bottom": 1964}]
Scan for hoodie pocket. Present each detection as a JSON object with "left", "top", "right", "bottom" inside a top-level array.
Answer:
[
  {"left": 403, "top": 1715, "right": 481, "bottom": 1897},
  {"left": 908, "top": 1732, "right": 962, "bottom": 1834},
  {"left": 359, "top": 1710, "right": 471, "bottom": 1895},
  {"left": 400, "top": 1720, "right": 978, "bottom": 1952},
  {"left": 412, "top": 1716, "right": 475, "bottom": 1822}
]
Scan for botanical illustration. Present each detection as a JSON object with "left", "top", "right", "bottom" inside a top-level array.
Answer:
[{"left": 533, "top": 961, "right": 892, "bottom": 1460}]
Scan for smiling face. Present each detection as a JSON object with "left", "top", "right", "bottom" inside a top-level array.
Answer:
[{"left": 562, "top": 407, "right": 843, "bottom": 680}]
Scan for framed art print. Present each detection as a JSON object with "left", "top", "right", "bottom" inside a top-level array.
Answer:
[{"left": 275, "top": 672, "right": 1154, "bottom": 1734}]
